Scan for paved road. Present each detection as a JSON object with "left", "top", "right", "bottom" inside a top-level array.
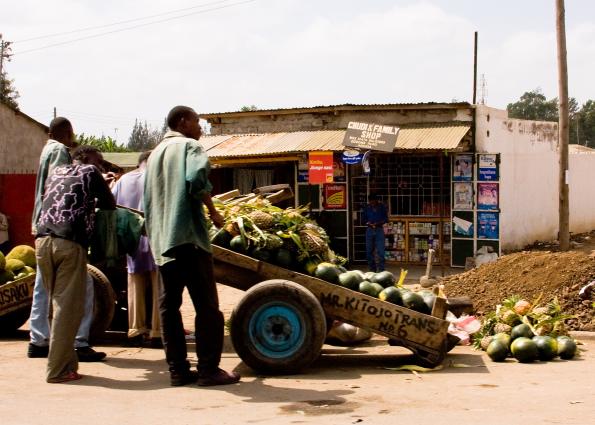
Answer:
[{"left": 1, "top": 285, "right": 593, "bottom": 425}]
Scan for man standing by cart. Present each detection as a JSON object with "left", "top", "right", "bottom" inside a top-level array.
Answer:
[
  {"left": 28, "top": 117, "right": 106, "bottom": 362},
  {"left": 144, "top": 105, "right": 240, "bottom": 387},
  {"left": 362, "top": 194, "right": 388, "bottom": 272},
  {"left": 112, "top": 151, "right": 162, "bottom": 348}
]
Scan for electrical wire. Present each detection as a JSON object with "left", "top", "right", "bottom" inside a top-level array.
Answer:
[
  {"left": 13, "top": 0, "right": 238, "bottom": 43},
  {"left": 13, "top": 0, "right": 258, "bottom": 56}
]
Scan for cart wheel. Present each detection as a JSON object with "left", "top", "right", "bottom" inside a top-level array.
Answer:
[
  {"left": 0, "top": 308, "right": 30, "bottom": 335},
  {"left": 230, "top": 279, "right": 327, "bottom": 374},
  {"left": 87, "top": 265, "right": 116, "bottom": 342}
]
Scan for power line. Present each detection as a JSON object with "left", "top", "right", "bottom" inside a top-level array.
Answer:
[
  {"left": 13, "top": 0, "right": 237, "bottom": 43},
  {"left": 13, "top": 0, "right": 258, "bottom": 56}
]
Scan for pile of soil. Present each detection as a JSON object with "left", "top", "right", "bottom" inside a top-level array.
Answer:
[{"left": 443, "top": 250, "right": 595, "bottom": 331}]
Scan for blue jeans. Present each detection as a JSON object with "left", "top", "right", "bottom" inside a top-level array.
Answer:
[
  {"left": 365, "top": 227, "right": 385, "bottom": 272},
  {"left": 29, "top": 265, "right": 94, "bottom": 348}
]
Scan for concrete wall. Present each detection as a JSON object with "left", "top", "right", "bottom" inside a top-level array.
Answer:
[
  {"left": 0, "top": 103, "right": 47, "bottom": 174},
  {"left": 207, "top": 106, "right": 472, "bottom": 134},
  {"left": 0, "top": 103, "right": 48, "bottom": 247},
  {"left": 475, "top": 105, "right": 595, "bottom": 249}
]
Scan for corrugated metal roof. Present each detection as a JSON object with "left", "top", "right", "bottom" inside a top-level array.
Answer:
[
  {"left": 201, "top": 102, "right": 472, "bottom": 118},
  {"left": 102, "top": 152, "right": 141, "bottom": 169},
  {"left": 202, "top": 124, "right": 470, "bottom": 158}
]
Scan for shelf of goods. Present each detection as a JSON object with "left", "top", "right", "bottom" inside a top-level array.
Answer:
[{"left": 383, "top": 218, "right": 450, "bottom": 264}]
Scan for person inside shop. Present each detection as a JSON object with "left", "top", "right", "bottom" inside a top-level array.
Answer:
[{"left": 362, "top": 194, "right": 388, "bottom": 272}]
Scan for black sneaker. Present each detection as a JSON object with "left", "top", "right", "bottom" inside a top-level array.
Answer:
[
  {"left": 27, "top": 343, "right": 49, "bottom": 358},
  {"left": 197, "top": 368, "right": 240, "bottom": 387},
  {"left": 76, "top": 346, "right": 106, "bottom": 362},
  {"left": 170, "top": 370, "right": 199, "bottom": 387}
]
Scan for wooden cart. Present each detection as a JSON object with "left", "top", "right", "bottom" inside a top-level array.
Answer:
[{"left": 213, "top": 245, "right": 456, "bottom": 374}]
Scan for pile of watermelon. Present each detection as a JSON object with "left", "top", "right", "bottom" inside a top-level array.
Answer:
[{"left": 313, "top": 263, "right": 436, "bottom": 315}]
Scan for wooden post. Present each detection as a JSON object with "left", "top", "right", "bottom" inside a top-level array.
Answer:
[{"left": 556, "top": 0, "right": 570, "bottom": 251}]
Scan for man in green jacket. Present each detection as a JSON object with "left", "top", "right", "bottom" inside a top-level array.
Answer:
[{"left": 144, "top": 105, "right": 240, "bottom": 387}]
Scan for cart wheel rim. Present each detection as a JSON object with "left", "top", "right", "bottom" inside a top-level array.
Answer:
[{"left": 248, "top": 302, "right": 305, "bottom": 359}]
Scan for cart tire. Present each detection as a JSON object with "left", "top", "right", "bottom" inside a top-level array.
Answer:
[
  {"left": 87, "top": 265, "right": 116, "bottom": 341},
  {"left": 230, "top": 279, "right": 327, "bottom": 374},
  {"left": 0, "top": 308, "right": 30, "bottom": 335}
]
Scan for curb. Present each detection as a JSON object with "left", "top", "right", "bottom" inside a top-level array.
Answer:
[{"left": 570, "top": 331, "right": 595, "bottom": 341}]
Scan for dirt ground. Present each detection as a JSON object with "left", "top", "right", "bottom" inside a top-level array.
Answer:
[
  {"left": 1, "top": 284, "right": 594, "bottom": 425},
  {"left": 443, "top": 231, "right": 595, "bottom": 331}
]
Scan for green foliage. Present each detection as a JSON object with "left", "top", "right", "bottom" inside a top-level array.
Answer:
[
  {"left": 240, "top": 105, "right": 258, "bottom": 112},
  {"left": 0, "top": 71, "right": 19, "bottom": 109},
  {"left": 507, "top": 89, "right": 559, "bottom": 122},
  {"left": 77, "top": 133, "right": 130, "bottom": 152},
  {"left": 128, "top": 119, "right": 165, "bottom": 151}
]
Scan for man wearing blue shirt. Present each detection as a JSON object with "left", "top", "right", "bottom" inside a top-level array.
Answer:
[{"left": 362, "top": 194, "right": 388, "bottom": 272}]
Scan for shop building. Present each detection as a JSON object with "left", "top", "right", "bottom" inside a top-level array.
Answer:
[
  {"left": 202, "top": 103, "right": 474, "bottom": 267},
  {"left": 0, "top": 103, "right": 47, "bottom": 247}
]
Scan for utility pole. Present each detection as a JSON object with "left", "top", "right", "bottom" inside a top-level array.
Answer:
[
  {"left": 53, "top": 107, "right": 57, "bottom": 119},
  {"left": 0, "top": 34, "right": 7, "bottom": 95},
  {"left": 472, "top": 31, "right": 478, "bottom": 105},
  {"left": 556, "top": 0, "right": 570, "bottom": 251}
]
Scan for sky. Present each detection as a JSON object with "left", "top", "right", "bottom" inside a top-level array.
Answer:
[{"left": 2, "top": 0, "right": 595, "bottom": 144}]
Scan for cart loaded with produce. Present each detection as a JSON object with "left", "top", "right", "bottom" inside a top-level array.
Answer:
[{"left": 208, "top": 187, "right": 464, "bottom": 374}]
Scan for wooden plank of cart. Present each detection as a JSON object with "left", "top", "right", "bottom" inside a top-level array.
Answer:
[{"left": 213, "top": 245, "right": 457, "bottom": 375}]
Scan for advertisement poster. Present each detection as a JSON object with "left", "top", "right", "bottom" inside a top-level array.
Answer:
[
  {"left": 308, "top": 151, "right": 334, "bottom": 184},
  {"left": 453, "top": 182, "right": 473, "bottom": 210},
  {"left": 323, "top": 184, "right": 347, "bottom": 209},
  {"left": 341, "top": 149, "right": 363, "bottom": 164},
  {"left": 478, "top": 154, "right": 498, "bottom": 181},
  {"left": 477, "top": 182, "right": 499, "bottom": 210},
  {"left": 333, "top": 153, "right": 346, "bottom": 182},
  {"left": 342, "top": 121, "right": 399, "bottom": 152},
  {"left": 453, "top": 154, "right": 473, "bottom": 181},
  {"left": 478, "top": 212, "right": 499, "bottom": 239},
  {"left": 452, "top": 211, "right": 474, "bottom": 238}
]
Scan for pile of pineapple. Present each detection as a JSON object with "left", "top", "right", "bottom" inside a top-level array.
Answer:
[{"left": 208, "top": 197, "right": 344, "bottom": 272}]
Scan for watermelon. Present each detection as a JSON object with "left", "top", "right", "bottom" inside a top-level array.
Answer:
[
  {"left": 370, "top": 271, "right": 396, "bottom": 288},
  {"left": 401, "top": 291, "right": 430, "bottom": 314},
  {"left": 510, "top": 337, "right": 538, "bottom": 363},
  {"left": 314, "top": 262, "right": 342, "bottom": 283},
  {"left": 230, "top": 235, "right": 248, "bottom": 253},
  {"left": 337, "top": 271, "right": 364, "bottom": 291},
  {"left": 378, "top": 286, "right": 403, "bottom": 305},
  {"left": 274, "top": 249, "right": 294, "bottom": 269},
  {"left": 359, "top": 281, "right": 383, "bottom": 297}
]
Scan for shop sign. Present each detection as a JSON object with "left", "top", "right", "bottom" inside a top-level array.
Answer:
[
  {"left": 323, "top": 184, "right": 347, "bottom": 209},
  {"left": 477, "top": 212, "right": 499, "bottom": 239},
  {"left": 478, "top": 154, "right": 498, "bottom": 181},
  {"left": 308, "top": 151, "right": 334, "bottom": 184},
  {"left": 341, "top": 149, "right": 363, "bottom": 164},
  {"left": 342, "top": 121, "right": 399, "bottom": 152}
]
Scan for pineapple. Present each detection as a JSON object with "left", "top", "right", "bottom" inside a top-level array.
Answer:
[
  {"left": 247, "top": 210, "right": 275, "bottom": 229},
  {"left": 299, "top": 230, "right": 328, "bottom": 254},
  {"left": 494, "top": 323, "right": 512, "bottom": 334},
  {"left": 480, "top": 335, "right": 493, "bottom": 351}
]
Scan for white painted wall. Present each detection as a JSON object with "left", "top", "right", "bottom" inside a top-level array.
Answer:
[{"left": 475, "top": 105, "right": 595, "bottom": 249}]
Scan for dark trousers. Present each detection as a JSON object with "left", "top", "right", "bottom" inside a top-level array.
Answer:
[{"left": 158, "top": 245, "right": 224, "bottom": 374}]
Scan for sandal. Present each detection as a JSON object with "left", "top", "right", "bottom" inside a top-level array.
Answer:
[{"left": 47, "top": 371, "right": 82, "bottom": 383}]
